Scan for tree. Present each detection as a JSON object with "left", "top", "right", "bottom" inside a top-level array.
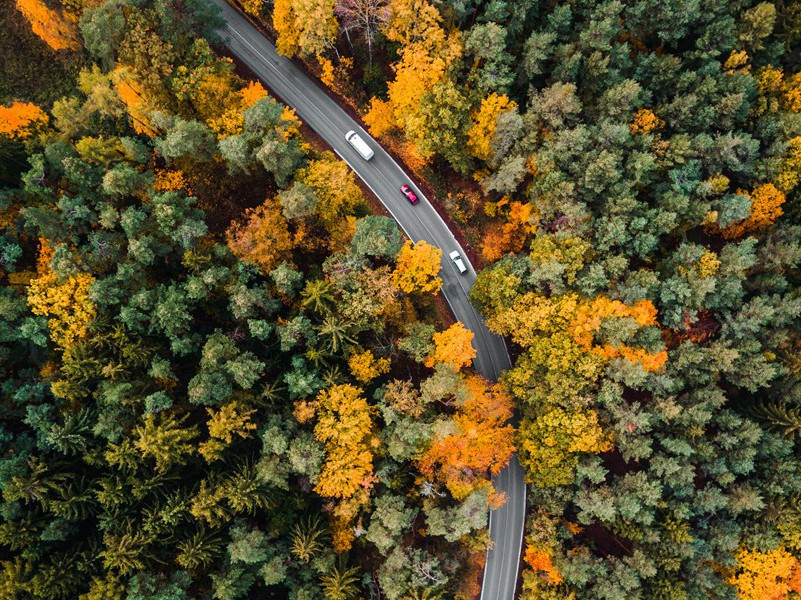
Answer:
[
  {"left": 133, "top": 414, "right": 198, "bottom": 472},
  {"left": 467, "top": 94, "right": 517, "bottom": 161},
  {"left": 517, "top": 409, "right": 611, "bottom": 487},
  {"left": 417, "top": 375, "right": 514, "bottom": 499},
  {"left": 335, "top": 0, "right": 389, "bottom": 60},
  {"left": 273, "top": 0, "right": 338, "bottom": 57},
  {"left": 15, "top": 0, "right": 80, "bottom": 51},
  {"left": 350, "top": 216, "right": 403, "bottom": 260},
  {"left": 227, "top": 198, "right": 293, "bottom": 273},
  {"left": 320, "top": 560, "right": 361, "bottom": 600},
  {"left": 27, "top": 270, "right": 96, "bottom": 350},
  {"left": 392, "top": 241, "right": 442, "bottom": 294},
  {"left": 424, "top": 322, "right": 476, "bottom": 369},
  {"left": 729, "top": 547, "right": 801, "bottom": 600},
  {"left": 0, "top": 102, "right": 49, "bottom": 139},
  {"left": 313, "top": 384, "right": 376, "bottom": 500},
  {"left": 199, "top": 401, "right": 257, "bottom": 462},
  {"left": 155, "top": 118, "right": 217, "bottom": 163},
  {"left": 298, "top": 153, "right": 365, "bottom": 225},
  {"left": 348, "top": 348, "right": 390, "bottom": 383},
  {"left": 721, "top": 183, "right": 786, "bottom": 238},
  {"left": 290, "top": 515, "right": 326, "bottom": 562}
]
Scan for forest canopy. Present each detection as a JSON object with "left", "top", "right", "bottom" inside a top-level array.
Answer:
[{"left": 0, "top": 0, "right": 514, "bottom": 598}]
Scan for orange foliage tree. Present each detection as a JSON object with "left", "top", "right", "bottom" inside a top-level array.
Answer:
[
  {"left": 114, "top": 68, "right": 157, "bottom": 137},
  {"left": 729, "top": 547, "right": 801, "bottom": 600},
  {"left": 391, "top": 240, "right": 442, "bottom": 294},
  {"left": 424, "top": 322, "right": 476, "bottom": 369},
  {"left": 417, "top": 375, "right": 514, "bottom": 499},
  {"left": 226, "top": 198, "right": 293, "bottom": 273},
  {"left": 629, "top": 108, "right": 664, "bottom": 134},
  {"left": 0, "top": 102, "right": 49, "bottom": 139},
  {"left": 15, "top": 0, "right": 80, "bottom": 51},
  {"left": 722, "top": 183, "right": 786, "bottom": 239},
  {"left": 524, "top": 543, "right": 564, "bottom": 585},
  {"left": 570, "top": 296, "right": 667, "bottom": 372}
]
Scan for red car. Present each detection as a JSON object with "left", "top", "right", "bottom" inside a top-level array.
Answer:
[{"left": 400, "top": 184, "right": 419, "bottom": 205}]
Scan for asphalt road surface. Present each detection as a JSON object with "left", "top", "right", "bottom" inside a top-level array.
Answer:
[{"left": 209, "top": 1, "right": 526, "bottom": 597}]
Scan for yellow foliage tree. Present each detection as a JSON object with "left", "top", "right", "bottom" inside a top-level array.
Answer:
[
  {"left": 208, "top": 80, "right": 269, "bottom": 137},
  {"left": 363, "top": 97, "right": 397, "bottom": 137},
  {"left": 199, "top": 401, "right": 257, "bottom": 462},
  {"left": 273, "top": 0, "right": 337, "bottom": 57},
  {"left": 348, "top": 349, "right": 391, "bottom": 383},
  {"left": 722, "top": 183, "right": 785, "bottom": 239},
  {"left": 777, "top": 137, "right": 801, "bottom": 194},
  {"left": 15, "top": 0, "right": 80, "bottom": 51},
  {"left": 425, "top": 322, "right": 476, "bottom": 369},
  {"left": 467, "top": 93, "right": 517, "bottom": 161},
  {"left": 313, "top": 384, "right": 376, "bottom": 500},
  {"left": 28, "top": 270, "right": 97, "bottom": 351},
  {"left": 391, "top": 240, "right": 442, "bottom": 294},
  {"left": 518, "top": 408, "right": 612, "bottom": 487},
  {"left": 298, "top": 153, "right": 364, "bottom": 225},
  {"left": 729, "top": 547, "right": 801, "bottom": 600},
  {"left": 0, "top": 102, "right": 49, "bottom": 139}
]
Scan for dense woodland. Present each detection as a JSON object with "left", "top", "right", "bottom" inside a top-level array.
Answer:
[
  {"left": 6, "top": 0, "right": 801, "bottom": 598},
  {"left": 250, "top": 0, "right": 801, "bottom": 598},
  {"left": 0, "top": 0, "right": 517, "bottom": 598}
]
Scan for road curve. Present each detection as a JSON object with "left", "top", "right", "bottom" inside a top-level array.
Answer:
[{"left": 208, "top": 2, "right": 525, "bottom": 597}]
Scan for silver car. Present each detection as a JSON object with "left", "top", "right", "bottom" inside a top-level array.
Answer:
[{"left": 449, "top": 250, "right": 467, "bottom": 274}]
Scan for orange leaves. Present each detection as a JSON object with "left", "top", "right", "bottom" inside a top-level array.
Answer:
[
  {"left": 226, "top": 198, "right": 293, "bottom": 273},
  {"left": 489, "top": 292, "right": 666, "bottom": 374},
  {"left": 417, "top": 375, "right": 514, "bottom": 500},
  {"left": 114, "top": 69, "right": 157, "bottom": 137},
  {"left": 27, "top": 271, "right": 96, "bottom": 351},
  {"left": 424, "top": 322, "right": 476, "bottom": 369},
  {"left": 570, "top": 296, "right": 666, "bottom": 372},
  {"left": 154, "top": 170, "right": 191, "bottom": 194},
  {"left": 729, "top": 547, "right": 801, "bottom": 600},
  {"left": 0, "top": 102, "right": 49, "bottom": 139},
  {"left": 391, "top": 240, "right": 442, "bottom": 294},
  {"left": 467, "top": 93, "right": 517, "bottom": 161},
  {"left": 721, "top": 183, "right": 785, "bottom": 239},
  {"left": 524, "top": 544, "right": 564, "bottom": 585},
  {"left": 629, "top": 108, "right": 663, "bottom": 134},
  {"left": 15, "top": 0, "right": 80, "bottom": 51}
]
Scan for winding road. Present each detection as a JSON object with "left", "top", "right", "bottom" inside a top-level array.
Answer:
[{"left": 209, "top": 2, "right": 526, "bottom": 597}]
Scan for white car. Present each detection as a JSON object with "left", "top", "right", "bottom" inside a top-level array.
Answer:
[
  {"left": 345, "top": 130, "right": 374, "bottom": 161},
  {"left": 449, "top": 250, "right": 467, "bottom": 274}
]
